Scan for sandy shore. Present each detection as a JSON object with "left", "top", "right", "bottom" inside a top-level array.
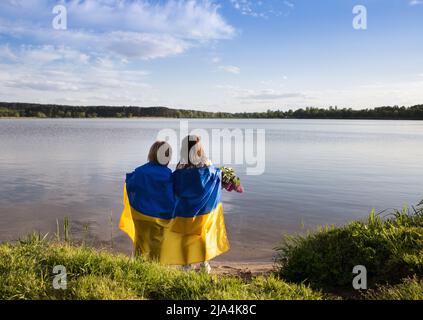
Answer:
[
  {"left": 169, "top": 259, "right": 275, "bottom": 277},
  {"left": 211, "top": 261, "right": 276, "bottom": 277}
]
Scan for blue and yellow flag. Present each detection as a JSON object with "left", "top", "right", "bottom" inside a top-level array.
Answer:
[{"left": 119, "top": 163, "right": 230, "bottom": 265}]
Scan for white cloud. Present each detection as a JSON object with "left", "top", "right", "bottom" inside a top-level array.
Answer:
[
  {"left": 297, "top": 79, "right": 423, "bottom": 109},
  {"left": 229, "top": 0, "right": 294, "bottom": 18},
  {"left": 0, "top": 44, "right": 17, "bottom": 61},
  {"left": 219, "top": 65, "right": 241, "bottom": 74},
  {"left": 212, "top": 57, "right": 221, "bottom": 64},
  {"left": 0, "top": 44, "right": 152, "bottom": 105},
  {"left": 0, "top": 24, "right": 190, "bottom": 61},
  {"left": 214, "top": 78, "right": 423, "bottom": 110},
  {"left": 0, "top": 0, "right": 235, "bottom": 60},
  {"left": 217, "top": 85, "right": 306, "bottom": 102},
  {"left": 238, "top": 89, "right": 305, "bottom": 101},
  {"left": 0, "top": 1, "right": 236, "bottom": 105},
  {"left": 409, "top": 0, "right": 423, "bottom": 6},
  {"left": 284, "top": 1, "right": 294, "bottom": 9},
  {"left": 65, "top": 0, "right": 234, "bottom": 40},
  {"left": 19, "top": 45, "right": 90, "bottom": 64}
]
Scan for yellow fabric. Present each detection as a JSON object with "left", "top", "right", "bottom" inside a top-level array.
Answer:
[{"left": 119, "top": 186, "right": 230, "bottom": 265}]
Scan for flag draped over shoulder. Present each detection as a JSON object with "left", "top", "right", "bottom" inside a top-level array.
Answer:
[{"left": 119, "top": 164, "right": 230, "bottom": 265}]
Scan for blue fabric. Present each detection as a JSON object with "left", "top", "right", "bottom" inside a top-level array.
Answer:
[
  {"left": 173, "top": 166, "right": 222, "bottom": 218},
  {"left": 126, "top": 162, "right": 175, "bottom": 219}
]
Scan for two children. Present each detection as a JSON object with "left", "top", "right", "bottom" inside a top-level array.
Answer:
[{"left": 119, "top": 137, "right": 230, "bottom": 273}]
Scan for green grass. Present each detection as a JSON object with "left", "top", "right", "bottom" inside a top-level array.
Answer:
[
  {"left": 275, "top": 203, "right": 423, "bottom": 292},
  {"left": 365, "top": 277, "right": 423, "bottom": 300},
  {"left": 1, "top": 202, "right": 422, "bottom": 300},
  {"left": 0, "top": 235, "right": 323, "bottom": 300}
]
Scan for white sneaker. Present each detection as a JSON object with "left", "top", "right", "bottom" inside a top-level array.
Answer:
[{"left": 200, "top": 261, "right": 212, "bottom": 274}]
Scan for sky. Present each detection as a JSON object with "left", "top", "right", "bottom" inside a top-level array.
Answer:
[{"left": 0, "top": 0, "right": 423, "bottom": 112}]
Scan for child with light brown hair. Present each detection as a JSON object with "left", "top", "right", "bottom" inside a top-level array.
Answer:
[{"left": 119, "top": 141, "right": 175, "bottom": 260}]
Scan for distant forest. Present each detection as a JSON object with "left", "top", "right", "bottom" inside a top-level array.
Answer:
[{"left": 1, "top": 102, "right": 423, "bottom": 120}]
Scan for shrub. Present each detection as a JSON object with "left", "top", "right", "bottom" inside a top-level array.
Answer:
[{"left": 275, "top": 203, "right": 423, "bottom": 290}]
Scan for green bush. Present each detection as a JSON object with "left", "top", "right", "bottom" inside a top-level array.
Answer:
[{"left": 275, "top": 203, "right": 423, "bottom": 290}]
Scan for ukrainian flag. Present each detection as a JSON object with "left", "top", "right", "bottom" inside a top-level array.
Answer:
[{"left": 119, "top": 164, "right": 230, "bottom": 265}]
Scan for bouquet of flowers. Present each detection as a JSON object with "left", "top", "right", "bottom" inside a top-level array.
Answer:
[{"left": 220, "top": 166, "right": 244, "bottom": 193}]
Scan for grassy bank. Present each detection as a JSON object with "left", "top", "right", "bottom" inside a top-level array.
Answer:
[
  {"left": 0, "top": 235, "right": 323, "bottom": 300},
  {"left": 1, "top": 202, "right": 422, "bottom": 300},
  {"left": 276, "top": 202, "right": 423, "bottom": 295}
]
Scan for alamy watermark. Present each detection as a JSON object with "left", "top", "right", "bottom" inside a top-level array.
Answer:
[
  {"left": 155, "top": 121, "right": 266, "bottom": 176},
  {"left": 52, "top": 4, "right": 67, "bottom": 30},
  {"left": 52, "top": 265, "right": 67, "bottom": 290},
  {"left": 353, "top": 5, "right": 367, "bottom": 30},
  {"left": 352, "top": 265, "right": 367, "bottom": 290}
]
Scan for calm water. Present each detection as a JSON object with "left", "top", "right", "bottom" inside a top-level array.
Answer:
[{"left": 1, "top": 119, "right": 422, "bottom": 262}]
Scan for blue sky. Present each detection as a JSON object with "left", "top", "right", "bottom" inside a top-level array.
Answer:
[{"left": 0, "top": 0, "right": 422, "bottom": 112}]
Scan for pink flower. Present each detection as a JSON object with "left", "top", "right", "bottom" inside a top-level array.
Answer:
[
  {"left": 235, "top": 185, "right": 244, "bottom": 193},
  {"left": 225, "top": 183, "right": 234, "bottom": 191}
]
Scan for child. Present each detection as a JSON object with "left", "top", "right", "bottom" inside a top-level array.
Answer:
[
  {"left": 119, "top": 141, "right": 175, "bottom": 261},
  {"left": 173, "top": 135, "right": 230, "bottom": 273}
]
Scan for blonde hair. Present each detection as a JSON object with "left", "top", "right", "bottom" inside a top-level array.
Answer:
[
  {"left": 148, "top": 141, "right": 172, "bottom": 166},
  {"left": 179, "top": 135, "right": 207, "bottom": 166}
]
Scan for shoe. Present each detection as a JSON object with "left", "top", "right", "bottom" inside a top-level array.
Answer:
[
  {"left": 199, "top": 261, "right": 212, "bottom": 274},
  {"left": 181, "top": 264, "right": 193, "bottom": 272}
]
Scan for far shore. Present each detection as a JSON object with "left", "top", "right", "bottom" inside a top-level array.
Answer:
[
  {"left": 1, "top": 102, "right": 423, "bottom": 120},
  {"left": 2, "top": 116, "right": 423, "bottom": 121}
]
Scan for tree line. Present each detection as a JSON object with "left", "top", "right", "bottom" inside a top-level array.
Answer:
[{"left": 1, "top": 102, "right": 423, "bottom": 120}]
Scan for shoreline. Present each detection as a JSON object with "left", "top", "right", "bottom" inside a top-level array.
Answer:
[
  {"left": 2, "top": 102, "right": 423, "bottom": 120},
  {"left": 1, "top": 116, "right": 423, "bottom": 121},
  {"left": 211, "top": 261, "right": 275, "bottom": 276}
]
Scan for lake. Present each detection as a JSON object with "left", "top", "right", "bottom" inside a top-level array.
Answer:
[{"left": 0, "top": 118, "right": 422, "bottom": 262}]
